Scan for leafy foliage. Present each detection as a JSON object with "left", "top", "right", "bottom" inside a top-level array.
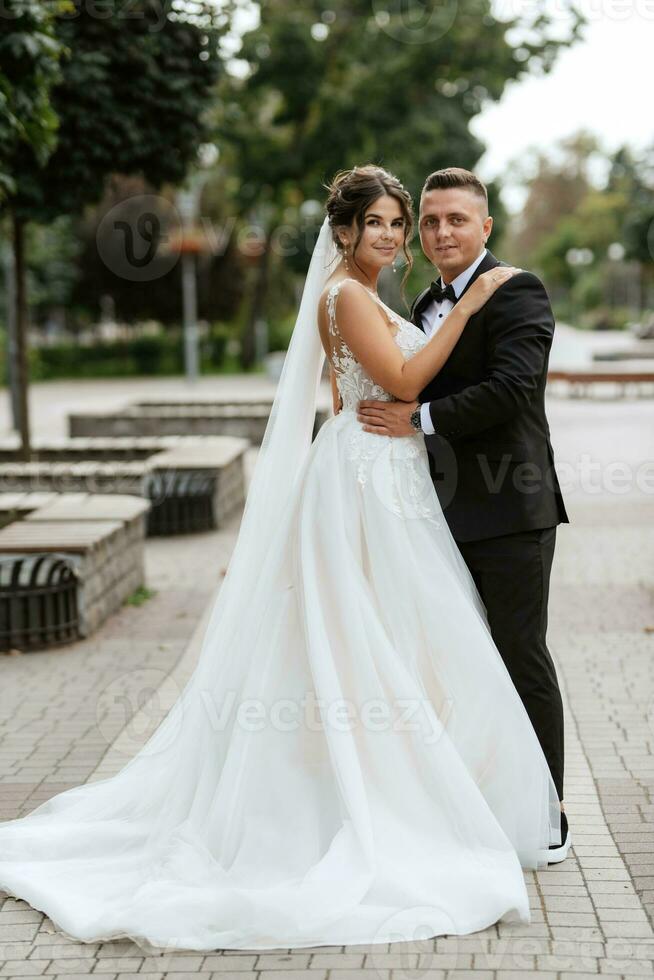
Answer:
[
  {"left": 508, "top": 137, "right": 654, "bottom": 284},
  {"left": 215, "top": 0, "right": 584, "bottom": 208},
  {"left": 505, "top": 135, "right": 654, "bottom": 325},
  {"left": 4, "top": 0, "right": 228, "bottom": 223},
  {"left": 0, "top": 0, "right": 71, "bottom": 200},
  {"left": 211, "top": 0, "right": 583, "bottom": 362}
]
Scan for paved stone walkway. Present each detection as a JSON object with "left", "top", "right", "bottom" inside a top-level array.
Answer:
[{"left": 0, "top": 392, "right": 653, "bottom": 978}]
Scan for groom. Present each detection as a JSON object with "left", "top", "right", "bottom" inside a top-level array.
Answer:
[{"left": 358, "top": 167, "right": 571, "bottom": 862}]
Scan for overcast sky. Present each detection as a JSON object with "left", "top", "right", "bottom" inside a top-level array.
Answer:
[{"left": 472, "top": 5, "right": 653, "bottom": 211}]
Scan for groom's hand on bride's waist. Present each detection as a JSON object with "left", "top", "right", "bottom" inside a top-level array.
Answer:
[{"left": 357, "top": 399, "right": 419, "bottom": 437}]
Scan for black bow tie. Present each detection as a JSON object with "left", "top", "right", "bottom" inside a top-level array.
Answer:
[{"left": 430, "top": 280, "right": 458, "bottom": 305}]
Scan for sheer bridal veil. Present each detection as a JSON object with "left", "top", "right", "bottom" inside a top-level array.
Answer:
[
  {"left": 0, "top": 219, "right": 339, "bottom": 845},
  {"left": 101, "top": 217, "right": 340, "bottom": 785}
]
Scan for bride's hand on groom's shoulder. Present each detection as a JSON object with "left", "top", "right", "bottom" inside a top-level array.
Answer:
[{"left": 459, "top": 266, "right": 522, "bottom": 318}]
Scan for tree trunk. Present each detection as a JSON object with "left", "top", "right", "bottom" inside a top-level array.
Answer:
[
  {"left": 3, "top": 240, "right": 21, "bottom": 432},
  {"left": 240, "top": 232, "right": 271, "bottom": 370},
  {"left": 11, "top": 211, "right": 31, "bottom": 460}
]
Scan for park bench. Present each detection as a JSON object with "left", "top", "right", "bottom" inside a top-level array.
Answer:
[
  {"left": 0, "top": 434, "right": 216, "bottom": 462},
  {"left": 0, "top": 492, "right": 59, "bottom": 528},
  {"left": 0, "top": 553, "right": 79, "bottom": 650},
  {"left": 70, "top": 403, "right": 271, "bottom": 442},
  {"left": 0, "top": 436, "right": 248, "bottom": 535},
  {"left": 134, "top": 396, "right": 276, "bottom": 407},
  {"left": 68, "top": 399, "right": 331, "bottom": 444},
  {"left": 548, "top": 368, "right": 654, "bottom": 398},
  {"left": 142, "top": 442, "right": 246, "bottom": 533},
  {"left": 0, "top": 493, "right": 149, "bottom": 649}
]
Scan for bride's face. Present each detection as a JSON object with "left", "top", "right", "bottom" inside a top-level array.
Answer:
[{"left": 341, "top": 195, "right": 407, "bottom": 271}]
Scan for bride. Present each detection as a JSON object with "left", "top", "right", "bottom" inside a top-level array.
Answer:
[{"left": 0, "top": 164, "right": 561, "bottom": 952}]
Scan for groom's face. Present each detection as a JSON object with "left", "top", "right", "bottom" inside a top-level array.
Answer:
[{"left": 419, "top": 187, "right": 493, "bottom": 283}]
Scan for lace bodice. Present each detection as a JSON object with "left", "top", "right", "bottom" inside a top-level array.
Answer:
[{"left": 326, "top": 278, "right": 427, "bottom": 411}]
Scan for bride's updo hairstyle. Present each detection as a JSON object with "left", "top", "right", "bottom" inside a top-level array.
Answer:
[{"left": 324, "top": 164, "right": 414, "bottom": 291}]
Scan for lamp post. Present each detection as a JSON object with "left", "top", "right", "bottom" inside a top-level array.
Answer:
[
  {"left": 175, "top": 144, "right": 218, "bottom": 384},
  {"left": 565, "top": 247, "right": 594, "bottom": 326},
  {"left": 177, "top": 188, "right": 200, "bottom": 383}
]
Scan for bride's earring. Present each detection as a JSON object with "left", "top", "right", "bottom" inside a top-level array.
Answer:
[
  {"left": 392, "top": 259, "right": 398, "bottom": 273},
  {"left": 343, "top": 246, "right": 350, "bottom": 272}
]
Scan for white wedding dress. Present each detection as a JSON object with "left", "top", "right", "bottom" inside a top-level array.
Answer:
[{"left": 0, "top": 225, "right": 560, "bottom": 953}]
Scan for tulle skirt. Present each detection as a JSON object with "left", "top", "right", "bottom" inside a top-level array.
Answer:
[{"left": 0, "top": 410, "right": 560, "bottom": 951}]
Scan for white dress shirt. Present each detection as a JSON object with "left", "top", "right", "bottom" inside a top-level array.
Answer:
[{"left": 419, "top": 248, "right": 487, "bottom": 435}]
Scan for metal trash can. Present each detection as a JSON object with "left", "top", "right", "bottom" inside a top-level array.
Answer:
[
  {"left": 0, "top": 554, "right": 80, "bottom": 651},
  {"left": 145, "top": 471, "right": 215, "bottom": 535}
]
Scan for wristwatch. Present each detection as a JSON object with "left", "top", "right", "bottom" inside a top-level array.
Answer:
[{"left": 410, "top": 406, "right": 423, "bottom": 432}]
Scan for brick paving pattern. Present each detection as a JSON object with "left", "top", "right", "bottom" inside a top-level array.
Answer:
[{"left": 1, "top": 391, "right": 653, "bottom": 978}]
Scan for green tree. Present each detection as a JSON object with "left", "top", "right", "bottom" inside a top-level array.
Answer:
[
  {"left": 70, "top": 171, "right": 244, "bottom": 327},
  {"left": 1, "top": 0, "right": 228, "bottom": 456},
  {"left": 0, "top": 0, "right": 71, "bottom": 452},
  {"left": 511, "top": 138, "right": 654, "bottom": 320},
  {"left": 0, "top": 0, "right": 70, "bottom": 200},
  {"left": 214, "top": 0, "right": 583, "bottom": 365},
  {"left": 504, "top": 132, "right": 600, "bottom": 268},
  {"left": 608, "top": 145, "right": 654, "bottom": 270}
]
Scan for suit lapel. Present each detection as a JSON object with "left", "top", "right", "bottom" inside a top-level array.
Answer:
[
  {"left": 456, "top": 249, "right": 501, "bottom": 303},
  {"left": 411, "top": 286, "right": 432, "bottom": 332}
]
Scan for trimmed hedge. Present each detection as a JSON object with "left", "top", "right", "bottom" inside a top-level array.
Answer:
[{"left": 28, "top": 327, "right": 233, "bottom": 380}]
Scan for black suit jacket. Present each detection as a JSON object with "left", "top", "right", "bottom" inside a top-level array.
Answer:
[{"left": 412, "top": 250, "right": 569, "bottom": 543}]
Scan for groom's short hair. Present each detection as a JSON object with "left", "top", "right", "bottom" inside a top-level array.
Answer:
[{"left": 422, "top": 168, "right": 488, "bottom": 213}]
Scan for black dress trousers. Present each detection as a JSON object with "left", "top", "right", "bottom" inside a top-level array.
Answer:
[{"left": 457, "top": 525, "right": 565, "bottom": 802}]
